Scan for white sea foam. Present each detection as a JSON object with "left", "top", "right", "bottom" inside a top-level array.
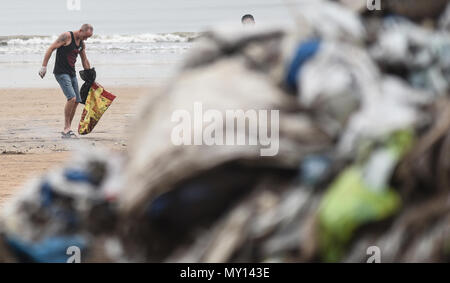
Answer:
[{"left": 0, "top": 33, "right": 198, "bottom": 55}]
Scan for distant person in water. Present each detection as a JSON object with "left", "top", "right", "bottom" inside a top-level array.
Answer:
[
  {"left": 39, "top": 24, "right": 93, "bottom": 139},
  {"left": 241, "top": 14, "right": 255, "bottom": 26}
]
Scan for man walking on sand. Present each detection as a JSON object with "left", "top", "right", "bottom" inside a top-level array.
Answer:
[{"left": 39, "top": 24, "right": 93, "bottom": 139}]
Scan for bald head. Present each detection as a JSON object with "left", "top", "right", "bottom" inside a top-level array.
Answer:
[
  {"left": 80, "top": 24, "right": 93, "bottom": 40},
  {"left": 81, "top": 24, "right": 93, "bottom": 32}
]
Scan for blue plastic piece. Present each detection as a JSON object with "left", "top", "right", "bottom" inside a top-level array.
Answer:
[{"left": 286, "top": 39, "right": 321, "bottom": 91}]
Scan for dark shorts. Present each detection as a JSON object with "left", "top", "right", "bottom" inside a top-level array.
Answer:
[{"left": 55, "top": 73, "right": 81, "bottom": 103}]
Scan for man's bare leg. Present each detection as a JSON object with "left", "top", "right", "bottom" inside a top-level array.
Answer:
[
  {"left": 69, "top": 102, "right": 79, "bottom": 129},
  {"left": 64, "top": 98, "right": 77, "bottom": 133}
]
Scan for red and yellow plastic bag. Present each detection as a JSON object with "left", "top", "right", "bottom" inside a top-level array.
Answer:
[{"left": 78, "top": 83, "right": 116, "bottom": 135}]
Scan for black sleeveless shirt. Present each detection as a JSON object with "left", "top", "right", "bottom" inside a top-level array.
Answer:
[{"left": 53, "top": 31, "right": 83, "bottom": 77}]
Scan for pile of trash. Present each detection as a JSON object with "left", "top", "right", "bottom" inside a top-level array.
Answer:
[{"left": 1, "top": 0, "right": 450, "bottom": 262}]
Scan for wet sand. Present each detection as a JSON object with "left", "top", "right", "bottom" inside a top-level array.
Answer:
[{"left": 0, "top": 86, "right": 155, "bottom": 206}]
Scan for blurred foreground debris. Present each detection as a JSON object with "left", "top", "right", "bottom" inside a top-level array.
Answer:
[{"left": 1, "top": 0, "right": 450, "bottom": 262}]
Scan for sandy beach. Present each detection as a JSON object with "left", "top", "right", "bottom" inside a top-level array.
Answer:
[{"left": 0, "top": 85, "right": 155, "bottom": 206}]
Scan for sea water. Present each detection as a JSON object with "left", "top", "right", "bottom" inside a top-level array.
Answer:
[{"left": 0, "top": 0, "right": 296, "bottom": 87}]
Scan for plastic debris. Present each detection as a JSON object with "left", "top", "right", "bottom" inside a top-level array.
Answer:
[{"left": 1, "top": 0, "right": 450, "bottom": 263}]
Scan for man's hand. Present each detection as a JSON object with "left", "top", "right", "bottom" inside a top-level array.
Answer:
[{"left": 39, "top": 66, "right": 47, "bottom": 78}]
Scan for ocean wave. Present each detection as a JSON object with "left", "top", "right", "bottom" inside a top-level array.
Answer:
[
  {"left": 0, "top": 33, "right": 197, "bottom": 55},
  {"left": 0, "top": 32, "right": 200, "bottom": 46}
]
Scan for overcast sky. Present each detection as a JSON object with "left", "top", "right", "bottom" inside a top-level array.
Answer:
[{"left": 0, "top": 0, "right": 299, "bottom": 35}]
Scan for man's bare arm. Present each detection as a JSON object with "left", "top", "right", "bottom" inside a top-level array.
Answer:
[
  {"left": 80, "top": 41, "right": 90, "bottom": 70},
  {"left": 41, "top": 32, "right": 69, "bottom": 67},
  {"left": 39, "top": 32, "right": 69, "bottom": 78}
]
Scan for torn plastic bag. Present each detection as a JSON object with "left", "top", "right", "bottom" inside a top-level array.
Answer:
[
  {"left": 79, "top": 68, "right": 96, "bottom": 105},
  {"left": 318, "top": 166, "right": 401, "bottom": 262},
  {"left": 318, "top": 130, "right": 414, "bottom": 262},
  {"left": 337, "top": 76, "right": 430, "bottom": 156},
  {"left": 78, "top": 83, "right": 116, "bottom": 135},
  {"left": 370, "top": 17, "right": 450, "bottom": 95}
]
